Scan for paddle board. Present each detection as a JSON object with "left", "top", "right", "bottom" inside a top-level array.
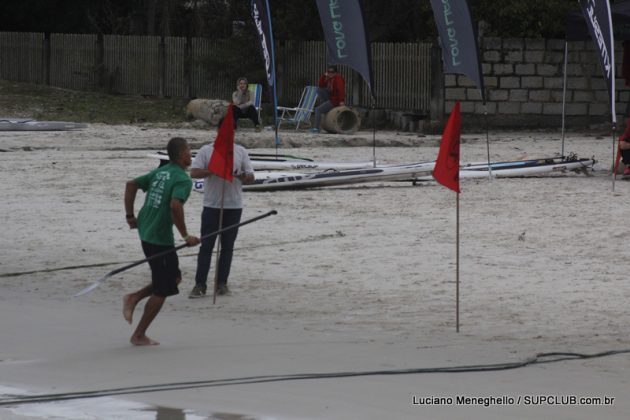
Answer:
[
  {"left": 244, "top": 163, "right": 434, "bottom": 191},
  {"left": 409, "top": 157, "right": 595, "bottom": 182},
  {"left": 0, "top": 119, "right": 86, "bottom": 131},
  {"left": 155, "top": 152, "right": 594, "bottom": 192},
  {"left": 189, "top": 162, "right": 434, "bottom": 192},
  {"left": 147, "top": 151, "right": 375, "bottom": 171},
  {"left": 190, "top": 157, "right": 594, "bottom": 191}
]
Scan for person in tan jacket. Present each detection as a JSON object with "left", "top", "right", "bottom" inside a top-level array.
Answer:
[{"left": 232, "top": 77, "right": 261, "bottom": 131}]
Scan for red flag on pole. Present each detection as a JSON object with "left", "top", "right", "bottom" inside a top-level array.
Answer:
[
  {"left": 614, "top": 118, "right": 630, "bottom": 177},
  {"left": 433, "top": 101, "right": 461, "bottom": 193},
  {"left": 208, "top": 105, "right": 235, "bottom": 182}
]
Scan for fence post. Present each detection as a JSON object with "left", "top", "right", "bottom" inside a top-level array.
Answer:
[
  {"left": 351, "top": 69, "right": 362, "bottom": 107},
  {"left": 95, "top": 33, "right": 104, "bottom": 91},
  {"left": 184, "top": 36, "right": 192, "bottom": 98},
  {"left": 43, "top": 32, "right": 51, "bottom": 85},
  {"left": 430, "top": 40, "right": 444, "bottom": 125},
  {"left": 276, "top": 40, "right": 285, "bottom": 103},
  {"left": 159, "top": 36, "right": 166, "bottom": 98}
]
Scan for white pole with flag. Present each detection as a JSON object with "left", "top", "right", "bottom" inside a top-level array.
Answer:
[
  {"left": 206, "top": 105, "right": 235, "bottom": 304},
  {"left": 432, "top": 101, "right": 462, "bottom": 331},
  {"left": 456, "top": 192, "right": 460, "bottom": 331}
]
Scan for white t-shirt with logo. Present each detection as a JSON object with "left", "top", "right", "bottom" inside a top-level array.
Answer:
[{"left": 191, "top": 143, "right": 254, "bottom": 209}]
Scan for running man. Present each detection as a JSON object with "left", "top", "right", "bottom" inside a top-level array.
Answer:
[{"left": 122, "top": 137, "right": 200, "bottom": 346}]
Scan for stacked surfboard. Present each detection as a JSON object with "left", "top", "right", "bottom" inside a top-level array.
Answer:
[
  {"left": 146, "top": 151, "right": 374, "bottom": 171},
  {"left": 148, "top": 151, "right": 595, "bottom": 192},
  {"left": 0, "top": 118, "right": 86, "bottom": 131}
]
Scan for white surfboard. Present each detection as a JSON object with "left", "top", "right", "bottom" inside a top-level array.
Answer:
[
  {"left": 0, "top": 119, "right": 86, "bottom": 131},
  {"left": 410, "top": 157, "right": 595, "bottom": 181},
  {"left": 189, "top": 162, "right": 434, "bottom": 192},
  {"left": 147, "top": 151, "right": 374, "bottom": 171},
  {"left": 190, "top": 157, "right": 594, "bottom": 191}
]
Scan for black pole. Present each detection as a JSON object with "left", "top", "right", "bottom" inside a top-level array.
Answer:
[
  {"left": 372, "top": 97, "right": 376, "bottom": 167},
  {"left": 561, "top": 41, "right": 568, "bottom": 157},
  {"left": 612, "top": 122, "right": 617, "bottom": 191},
  {"left": 275, "top": 124, "right": 279, "bottom": 159},
  {"left": 73, "top": 210, "right": 278, "bottom": 297},
  {"left": 485, "top": 102, "right": 492, "bottom": 179}
]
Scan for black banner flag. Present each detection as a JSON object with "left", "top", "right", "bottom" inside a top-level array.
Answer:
[
  {"left": 250, "top": 0, "right": 279, "bottom": 138},
  {"left": 429, "top": 0, "right": 485, "bottom": 102},
  {"left": 315, "top": 0, "right": 374, "bottom": 97},
  {"left": 578, "top": 0, "right": 616, "bottom": 124}
]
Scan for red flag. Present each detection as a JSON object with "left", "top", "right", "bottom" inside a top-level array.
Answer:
[
  {"left": 432, "top": 102, "right": 461, "bottom": 193},
  {"left": 208, "top": 105, "right": 235, "bottom": 182},
  {"left": 614, "top": 118, "right": 630, "bottom": 177}
]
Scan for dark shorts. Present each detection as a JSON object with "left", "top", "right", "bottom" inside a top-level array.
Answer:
[{"left": 141, "top": 241, "right": 181, "bottom": 297}]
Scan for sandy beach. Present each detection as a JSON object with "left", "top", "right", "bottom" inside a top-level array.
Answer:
[{"left": 1, "top": 124, "right": 629, "bottom": 419}]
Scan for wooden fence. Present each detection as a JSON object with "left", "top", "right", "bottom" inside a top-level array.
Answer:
[
  {"left": 0, "top": 32, "right": 433, "bottom": 112},
  {"left": 50, "top": 33, "right": 97, "bottom": 90},
  {"left": 0, "top": 32, "right": 45, "bottom": 84}
]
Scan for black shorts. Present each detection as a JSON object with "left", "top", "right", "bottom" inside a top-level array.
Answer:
[{"left": 141, "top": 241, "right": 181, "bottom": 297}]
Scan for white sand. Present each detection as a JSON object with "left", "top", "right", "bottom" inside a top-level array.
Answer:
[{"left": 1, "top": 124, "right": 629, "bottom": 419}]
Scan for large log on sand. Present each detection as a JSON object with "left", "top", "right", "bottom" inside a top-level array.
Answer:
[
  {"left": 185, "top": 99, "right": 230, "bottom": 125},
  {"left": 321, "top": 106, "right": 361, "bottom": 134}
]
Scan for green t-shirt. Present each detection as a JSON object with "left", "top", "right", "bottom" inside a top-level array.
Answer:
[{"left": 134, "top": 163, "right": 192, "bottom": 246}]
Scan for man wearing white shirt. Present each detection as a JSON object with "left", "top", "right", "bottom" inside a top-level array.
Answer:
[{"left": 188, "top": 140, "right": 255, "bottom": 298}]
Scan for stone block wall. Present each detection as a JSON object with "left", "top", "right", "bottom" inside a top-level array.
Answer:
[{"left": 444, "top": 37, "right": 629, "bottom": 129}]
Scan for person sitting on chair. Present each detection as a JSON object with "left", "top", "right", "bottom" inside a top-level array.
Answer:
[
  {"left": 619, "top": 119, "right": 630, "bottom": 177},
  {"left": 232, "top": 77, "right": 261, "bottom": 132},
  {"left": 310, "top": 65, "right": 345, "bottom": 133}
]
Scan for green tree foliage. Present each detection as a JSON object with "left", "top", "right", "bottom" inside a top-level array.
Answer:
[
  {"left": 201, "top": 25, "right": 266, "bottom": 86},
  {"left": 470, "top": 0, "right": 577, "bottom": 39},
  {"left": 0, "top": 0, "right": 588, "bottom": 40},
  {"left": 269, "top": 0, "right": 322, "bottom": 40},
  {"left": 363, "top": 0, "right": 436, "bottom": 41},
  {"left": 266, "top": 0, "right": 579, "bottom": 41},
  {"left": 265, "top": 0, "right": 435, "bottom": 41},
  {"left": 0, "top": 0, "right": 105, "bottom": 34}
]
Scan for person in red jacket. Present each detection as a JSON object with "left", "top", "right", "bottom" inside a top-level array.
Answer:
[
  {"left": 618, "top": 119, "right": 630, "bottom": 177},
  {"left": 310, "top": 65, "right": 345, "bottom": 133}
]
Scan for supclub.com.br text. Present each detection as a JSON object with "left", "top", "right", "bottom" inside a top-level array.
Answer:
[{"left": 412, "top": 394, "right": 615, "bottom": 407}]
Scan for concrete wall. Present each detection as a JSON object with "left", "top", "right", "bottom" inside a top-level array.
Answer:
[{"left": 443, "top": 37, "right": 628, "bottom": 130}]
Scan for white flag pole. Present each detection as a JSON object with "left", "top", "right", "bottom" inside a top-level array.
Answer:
[{"left": 456, "top": 192, "right": 460, "bottom": 332}]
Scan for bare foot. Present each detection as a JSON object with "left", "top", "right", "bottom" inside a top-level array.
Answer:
[
  {"left": 123, "top": 294, "right": 136, "bottom": 324},
  {"left": 130, "top": 335, "right": 160, "bottom": 346}
]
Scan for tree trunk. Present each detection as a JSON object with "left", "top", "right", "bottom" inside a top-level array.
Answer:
[
  {"left": 161, "top": 0, "right": 172, "bottom": 36},
  {"left": 145, "top": 0, "right": 158, "bottom": 35}
]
